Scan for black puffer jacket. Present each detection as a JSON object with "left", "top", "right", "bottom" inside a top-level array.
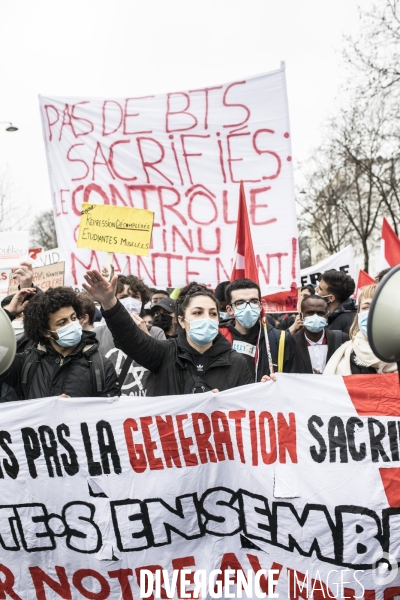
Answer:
[
  {"left": 103, "top": 301, "right": 254, "bottom": 395},
  {"left": 327, "top": 298, "right": 357, "bottom": 334},
  {"left": 0, "top": 330, "right": 120, "bottom": 400}
]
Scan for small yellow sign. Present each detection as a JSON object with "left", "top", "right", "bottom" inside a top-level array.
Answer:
[{"left": 76, "top": 203, "right": 154, "bottom": 256}]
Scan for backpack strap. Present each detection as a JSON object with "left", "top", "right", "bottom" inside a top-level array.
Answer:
[
  {"left": 21, "top": 349, "right": 42, "bottom": 398},
  {"left": 87, "top": 350, "right": 105, "bottom": 394},
  {"left": 277, "top": 330, "right": 286, "bottom": 373}
]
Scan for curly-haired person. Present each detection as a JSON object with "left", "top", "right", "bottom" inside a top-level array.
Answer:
[{"left": 1, "top": 287, "right": 120, "bottom": 400}]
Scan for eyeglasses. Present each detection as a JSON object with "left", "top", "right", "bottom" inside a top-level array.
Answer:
[{"left": 231, "top": 299, "right": 261, "bottom": 309}]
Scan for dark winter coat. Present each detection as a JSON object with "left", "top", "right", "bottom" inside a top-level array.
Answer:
[
  {"left": 284, "top": 328, "right": 349, "bottom": 374},
  {"left": 102, "top": 301, "right": 254, "bottom": 395},
  {"left": 0, "top": 330, "right": 120, "bottom": 400},
  {"left": 219, "top": 318, "right": 282, "bottom": 379},
  {"left": 327, "top": 298, "right": 357, "bottom": 334}
]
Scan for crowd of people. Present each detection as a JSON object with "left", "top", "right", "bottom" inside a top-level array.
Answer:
[{"left": 0, "top": 262, "right": 397, "bottom": 401}]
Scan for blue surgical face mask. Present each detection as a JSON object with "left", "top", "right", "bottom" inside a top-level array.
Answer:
[
  {"left": 234, "top": 305, "right": 260, "bottom": 329},
  {"left": 219, "top": 311, "right": 230, "bottom": 321},
  {"left": 185, "top": 317, "right": 219, "bottom": 346},
  {"left": 358, "top": 310, "right": 369, "bottom": 337},
  {"left": 303, "top": 314, "right": 328, "bottom": 333},
  {"left": 49, "top": 321, "right": 83, "bottom": 348}
]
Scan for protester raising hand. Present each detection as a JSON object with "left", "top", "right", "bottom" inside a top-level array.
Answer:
[
  {"left": 82, "top": 275, "right": 254, "bottom": 396},
  {"left": 5, "top": 288, "right": 36, "bottom": 316},
  {"left": 101, "top": 264, "right": 115, "bottom": 282},
  {"left": 82, "top": 270, "right": 118, "bottom": 310},
  {"left": 11, "top": 261, "right": 34, "bottom": 289}
]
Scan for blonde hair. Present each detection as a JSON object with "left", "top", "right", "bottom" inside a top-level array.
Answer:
[{"left": 349, "top": 284, "right": 377, "bottom": 339}]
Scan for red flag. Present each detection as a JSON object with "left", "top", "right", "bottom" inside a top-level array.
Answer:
[
  {"left": 230, "top": 182, "right": 259, "bottom": 284},
  {"left": 381, "top": 217, "right": 400, "bottom": 268},
  {"left": 355, "top": 269, "right": 375, "bottom": 299}
]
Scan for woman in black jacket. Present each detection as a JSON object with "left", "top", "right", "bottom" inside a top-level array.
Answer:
[{"left": 83, "top": 271, "right": 255, "bottom": 395}]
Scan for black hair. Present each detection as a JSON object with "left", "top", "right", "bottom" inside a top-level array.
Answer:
[
  {"left": 225, "top": 278, "right": 261, "bottom": 305},
  {"left": 78, "top": 292, "right": 96, "bottom": 326},
  {"left": 177, "top": 283, "right": 219, "bottom": 319},
  {"left": 1, "top": 294, "right": 14, "bottom": 308},
  {"left": 214, "top": 281, "right": 230, "bottom": 302},
  {"left": 24, "top": 287, "right": 84, "bottom": 345},
  {"left": 116, "top": 274, "right": 151, "bottom": 305},
  {"left": 376, "top": 268, "right": 391, "bottom": 283},
  {"left": 151, "top": 289, "right": 169, "bottom": 297},
  {"left": 320, "top": 269, "right": 355, "bottom": 303},
  {"left": 300, "top": 294, "right": 328, "bottom": 313},
  {"left": 301, "top": 284, "right": 315, "bottom": 295}
]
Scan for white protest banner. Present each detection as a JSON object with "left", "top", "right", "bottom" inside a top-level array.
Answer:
[
  {"left": 300, "top": 245, "right": 356, "bottom": 287},
  {"left": 0, "top": 269, "right": 10, "bottom": 298},
  {"left": 0, "top": 232, "right": 29, "bottom": 269},
  {"left": 35, "top": 247, "right": 65, "bottom": 267},
  {"left": 1, "top": 373, "right": 400, "bottom": 598},
  {"left": 39, "top": 65, "right": 300, "bottom": 294}
]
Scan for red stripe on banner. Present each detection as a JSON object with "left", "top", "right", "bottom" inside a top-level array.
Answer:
[
  {"left": 344, "top": 374, "right": 400, "bottom": 508},
  {"left": 343, "top": 373, "right": 400, "bottom": 416},
  {"left": 379, "top": 468, "right": 400, "bottom": 507}
]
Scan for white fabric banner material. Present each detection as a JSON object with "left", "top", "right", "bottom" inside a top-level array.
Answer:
[
  {"left": 1, "top": 374, "right": 399, "bottom": 598},
  {"left": 300, "top": 245, "right": 356, "bottom": 287},
  {"left": 39, "top": 66, "right": 300, "bottom": 294}
]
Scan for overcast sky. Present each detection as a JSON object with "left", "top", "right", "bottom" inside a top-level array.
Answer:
[{"left": 0, "top": 0, "right": 371, "bottom": 226}]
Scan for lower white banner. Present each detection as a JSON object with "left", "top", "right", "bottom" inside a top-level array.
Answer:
[
  {"left": 1, "top": 373, "right": 400, "bottom": 599},
  {"left": 300, "top": 246, "right": 356, "bottom": 287}
]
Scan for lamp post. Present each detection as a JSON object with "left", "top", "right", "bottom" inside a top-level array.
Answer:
[{"left": 0, "top": 122, "right": 18, "bottom": 132}]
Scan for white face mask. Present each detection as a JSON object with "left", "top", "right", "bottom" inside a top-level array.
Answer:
[{"left": 120, "top": 297, "right": 142, "bottom": 315}]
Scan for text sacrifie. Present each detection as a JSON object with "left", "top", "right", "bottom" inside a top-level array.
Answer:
[
  {"left": 1, "top": 374, "right": 400, "bottom": 600},
  {"left": 76, "top": 203, "right": 154, "bottom": 256}
]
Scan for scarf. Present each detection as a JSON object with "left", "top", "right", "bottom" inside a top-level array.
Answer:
[{"left": 323, "top": 331, "right": 398, "bottom": 375}]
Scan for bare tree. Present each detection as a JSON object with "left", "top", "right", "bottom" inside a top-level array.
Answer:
[
  {"left": 30, "top": 210, "right": 58, "bottom": 250},
  {"left": 298, "top": 1, "right": 400, "bottom": 273},
  {"left": 0, "top": 169, "right": 31, "bottom": 232},
  {"left": 344, "top": 0, "right": 400, "bottom": 98},
  {"left": 299, "top": 101, "right": 389, "bottom": 272}
]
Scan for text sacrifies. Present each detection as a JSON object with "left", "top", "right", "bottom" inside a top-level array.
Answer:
[{"left": 40, "top": 72, "right": 299, "bottom": 289}]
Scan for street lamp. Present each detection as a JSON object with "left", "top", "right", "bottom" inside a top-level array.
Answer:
[{"left": 0, "top": 122, "right": 18, "bottom": 132}]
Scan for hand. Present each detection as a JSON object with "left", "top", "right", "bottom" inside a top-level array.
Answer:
[
  {"left": 58, "top": 394, "right": 71, "bottom": 398},
  {"left": 261, "top": 374, "right": 277, "bottom": 382},
  {"left": 211, "top": 389, "right": 219, "bottom": 393},
  {"left": 131, "top": 313, "right": 151, "bottom": 336},
  {"left": 11, "top": 261, "right": 34, "bottom": 289},
  {"left": 6, "top": 288, "right": 36, "bottom": 316},
  {"left": 289, "top": 314, "right": 303, "bottom": 334},
  {"left": 82, "top": 270, "right": 118, "bottom": 310},
  {"left": 101, "top": 264, "right": 115, "bottom": 282}
]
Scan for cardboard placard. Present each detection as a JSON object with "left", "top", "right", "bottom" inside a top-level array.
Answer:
[
  {"left": 8, "top": 262, "right": 65, "bottom": 294},
  {"left": 76, "top": 203, "right": 154, "bottom": 257}
]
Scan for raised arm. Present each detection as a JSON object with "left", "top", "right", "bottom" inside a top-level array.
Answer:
[{"left": 83, "top": 270, "right": 167, "bottom": 372}]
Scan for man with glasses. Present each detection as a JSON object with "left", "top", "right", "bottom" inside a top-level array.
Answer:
[
  {"left": 220, "top": 278, "right": 283, "bottom": 380},
  {"left": 284, "top": 295, "right": 349, "bottom": 374}
]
